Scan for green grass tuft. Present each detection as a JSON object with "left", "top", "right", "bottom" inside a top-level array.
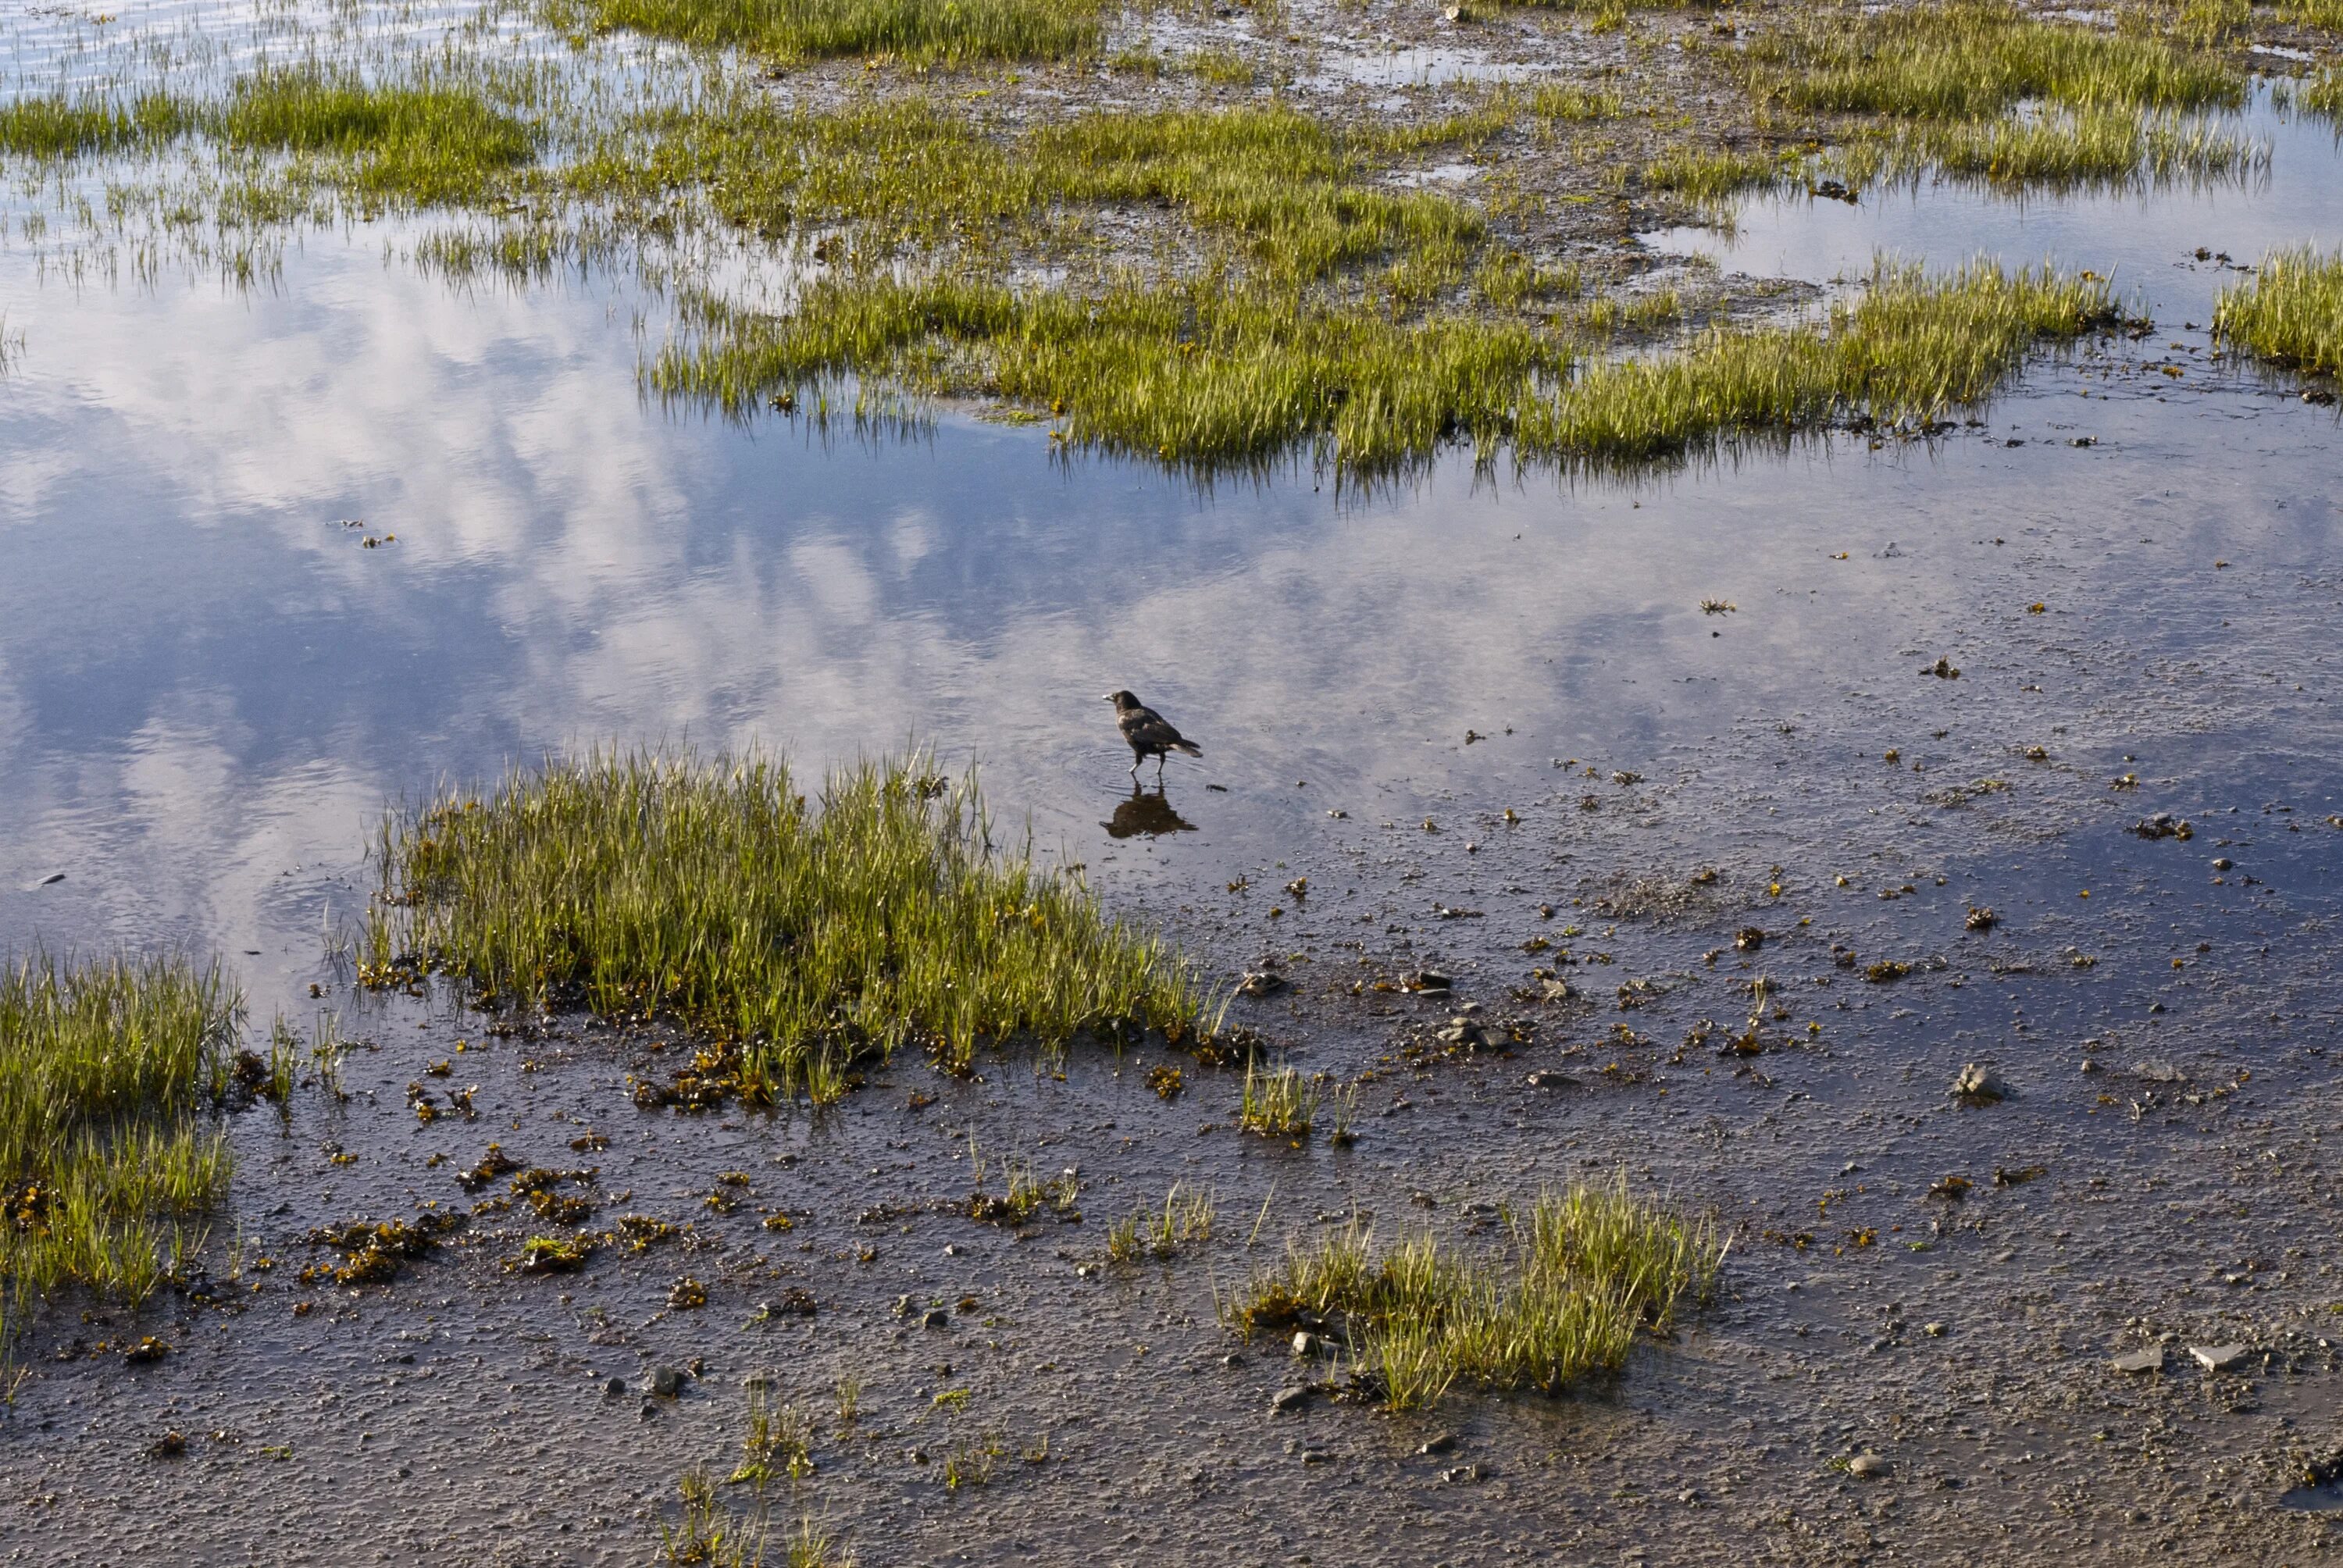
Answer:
[
  {"left": 555, "top": 0, "right": 1107, "bottom": 63},
  {"left": 1231, "top": 1176, "right": 1720, "bottom": 1409},
  {"left": 0, "top": 953, "right": 238, "bottom": 1330},
  {"left": 363, "top": 747, "right": 1205, "bottom": 1094},
  {"left": 2213, "top": 246, "right": 2343, "bottom": 377},
  {"left": 0, "top": 93, "right": 185, "bottom": 159},
  {"left": 1746, "top": 0, "right": 2243, "bottom": 120},
  {"left": 1518, "top": 259, "right": 2119, "bottom": 465},
  {"left": 216, "top": 67, "right": 539, "bottom": 206}
]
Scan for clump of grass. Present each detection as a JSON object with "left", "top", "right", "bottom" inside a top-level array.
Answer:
[
  {"left": 1185, "top": 48, "right": 1258, "bottom": 87},
  {"left": 655, "top": 274, "right": 1561, "bottom": 472},
  {"left": 1746, "top": 0, "right": 2244, "bottom": 120},
  {"left": 215, "top": 66, "right": 538, "bottom": 207},
  {"left": 662, "top": 1466, "right": 765, "bottom": 1566},
  {"left": 554, "top": 0, "right": 1106, "bottom": 63},
  {"left": 2283, "top": 0, "right": 2343, "bottom": 29},
  {"left": 941, "top": 1430, "right": 1004, "bottom": 1489},
  {"left": 0, "top": 93, "right": 186, "bottom": 159},
  {"left": 2213, "top": 246, "right": 2343, "bottom": 376},
  {"left": 1520, "top": 258, "right": 2119, "bottom": 465},
  {"left": 731, "top": 1387, "right": 816, "bottom": 1490},
  {"left": 966, "top": 1144, "right": 1080, "bottom": 1224},
  {"left": 1230, "top": 1177, "right": 1721, "bottom": 1410},
  {"left": 0, "top": 953, "right": 237, "bottom": 1328},
  {"left": 2304, "top": 66, "right": 2343, "bottom": 121},
  {"left": 1104, "top": 1181, "right": 1215, "bottom": 1262},
  {"left": 1237, "top": 1059, "right": 1320, "bottom": 1138},
  {"left": 1526, "top": 84, "right": 1624, "bottom": 124},
  {"left": 365, "top": 748, "right": 1204, "bottom": 1094},
  {"left": 1642, "top": 144, "right": 1788, "bottom": 202},
  {"left": 1901, "top": 107, "right": 2266, "bottom": 190}
]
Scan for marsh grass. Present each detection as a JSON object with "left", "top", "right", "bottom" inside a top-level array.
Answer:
[
  {"left": 1892, "top": 106, "right": 2266, "bottom": 190},
  {"left": 551, "top": 0, "right": 1107, "bottom": 63},
  {"left": 1522, "top": 259, "right": 2119, "bottom": 464},
  {"left": 0, "top": 93, "right": 185, "bottom": 158},
  {"left": 2213, "top": 247, "right": 2343, "bottom": 376},
  {"left": 365, "top": 747, "right": 1204, "bottom": 1095},
  {"left": 1104, "top": 1181, "right": 1215, "bottom": 1262},
  {"left": 0, "top": 953, "right": 237, "bottom": 1330},
  {"left": 1746, "top": 0, "right": 2243, "bottom": 119},
  {"left": 1229, "top": 1177, "right": 1720, "bottom": 1409},
  {"left": 215, "top": 66, "right": 539, "bottom": 207},
  {"left": 731, "top": 1388, "right": 815, "bottom": 1490},
  {"left": 1237, "top": 1059, "right": 1319, "bottom": 1138}
]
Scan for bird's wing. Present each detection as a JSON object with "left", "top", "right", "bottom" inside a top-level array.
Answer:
[{"left": 1119, "top": 707, "right": 1189, "bottom": 750}]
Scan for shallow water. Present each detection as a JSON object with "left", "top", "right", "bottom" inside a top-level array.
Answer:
[
  {"left": 4, "top": 13, "right": 2343, "bottom": 1567},
  {"left": 1644, "top": 82, "right": 2343, "bottom": 327}
]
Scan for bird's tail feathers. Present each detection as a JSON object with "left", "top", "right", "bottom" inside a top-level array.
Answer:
[{"left": 1173, "top": 740, "right": 1204, "bottom": 757}]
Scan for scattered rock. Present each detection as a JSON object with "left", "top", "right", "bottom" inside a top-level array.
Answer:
[
  {"left": 602, "top": 1376, "right": 626, "bottom": 1397},
  {"left": 123, "top": 1337, "right": 170, "bottom": 1365},
  {"left": 1949, "top": 1063, "right": 2008, "bottom": 1105},
  {"left": 1435, "top": 1017, "right": 1489, "bottom": 1049},
  {"left": 1525, "top": 1069, "right": 1575, "bottom": 1089},
  {"left": 1848, "top": 1452, "right": 1892, "bottom": 1478},
  {"left": 1402, "top": 971, "right": 1452, "bottom": 992},
  {"left": 148, "top": 1431, "right": 187, "bottom": 1459},
  {"left": 2110, "top": 1347, "right": 2165, "bottom": 1375},
  {"left": 1439, "top": 1463, "right": 1485, "bottom": 1484},
  {"left": 2190, "top": 1343, "right": 2250, "bottom": 1373},
  {"left": 1418, "top": 1433, "right": 1457, "bottom": 1456},
  {"left": 920, "top": 1307, "right": 950, "bottom": 1330},
  {"left": 2134, "top": 812, "right": 2194, "bottom": 841},
  {"left": 1270, "top": 1384, "right": 1311, "bottom": 1413},
  {"left": 2135, "top": 1060, "right": 2186, "bottom": 1084},
  {"left": 1291, "top": 1331, "right": 1321, "bottom": 1358},
  {"left": 648, "top": 1365, "right": 690, "bottom": 1398},
  {"left": 1238, "top": 971, "right": 1286, "bottom": 999}
]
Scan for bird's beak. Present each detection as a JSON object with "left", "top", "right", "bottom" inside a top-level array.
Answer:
[{"left": 1100, "top": 693, "right": 1114, "bottom": 703}]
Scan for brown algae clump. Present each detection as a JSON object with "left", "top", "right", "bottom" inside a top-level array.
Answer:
[
  {"left": 301, "top": 1213, "right": 467, "bottom": 1287},
  {"left": 1231, "top": 1177, "right": 1720, "bottom": 1409},
  {"left": 362, "top": 748, "right": 1207, "bottom": 1096}
]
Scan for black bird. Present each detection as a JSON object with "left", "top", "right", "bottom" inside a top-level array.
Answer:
[{"left": 1104, "top": 690, "right": 1202, "bottom": 781}]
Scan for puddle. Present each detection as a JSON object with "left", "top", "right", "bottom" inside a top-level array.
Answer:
[
  {"left": 2282, "top": 1479, "right": 2343, "bottom": 1512},
  {"left": 1643, "top": 84, "right": 2343, "bottom": 324},
  {"left": 1299, "top": 43, "right": 1558, "bottom": 91}
]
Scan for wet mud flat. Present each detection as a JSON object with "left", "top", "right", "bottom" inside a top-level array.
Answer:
[{"left": 3, "top": 352, "right": 2342, "bottom": 1564}]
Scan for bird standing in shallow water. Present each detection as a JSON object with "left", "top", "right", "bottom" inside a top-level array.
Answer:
[{"left": 1104, "top": 690, "right": 1203, "bottom": 781}]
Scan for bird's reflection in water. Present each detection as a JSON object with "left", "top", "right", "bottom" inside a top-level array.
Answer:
[{"left": 1103, "top": 784, "right": 1196, "bottom": 839}]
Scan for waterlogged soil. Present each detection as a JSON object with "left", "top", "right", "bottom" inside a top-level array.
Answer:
[{"left": 5, "top": 8, "right": 2343, "bottom": 1568}]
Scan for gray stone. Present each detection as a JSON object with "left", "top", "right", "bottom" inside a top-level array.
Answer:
[
  {"left": 1418, "top": 1433, "right": 1457, "bottom": 1456},
  {"left": 2110, "top": 1347, "right": 2164, "bottom": 1375},
  {"left": 1949, "top": 1063, "right": 2007, "bottom": 1104},
  {"left": 1525, "top": 1069, "right": 1575, "bottom": 1089},
  {"left": 1847, "top": 1452, "right": 1892, "bottom": 1478},
  {"left": 648, "top": 1365, "right": 689, "bottom": 1398},
  {"left": 2190, "top": 1342, "right": 2251, "bottom": 1373},
  {"left": 920, "top": 1307, "right": 950, "bottom": 1330},
  {"left": 1238, "top": 971, "right": 1286, "bottom": 998},
  {"left": 1270, "top": 1384, "right": 1310, "bottom": 1413}
]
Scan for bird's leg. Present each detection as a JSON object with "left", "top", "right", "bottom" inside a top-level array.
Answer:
[
  {"left": 1129, "top": 754, "right": 1141, "bottom": 778},
  {"left": 1156, "top": 754, "right": 1168, "bottom": 783}
]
